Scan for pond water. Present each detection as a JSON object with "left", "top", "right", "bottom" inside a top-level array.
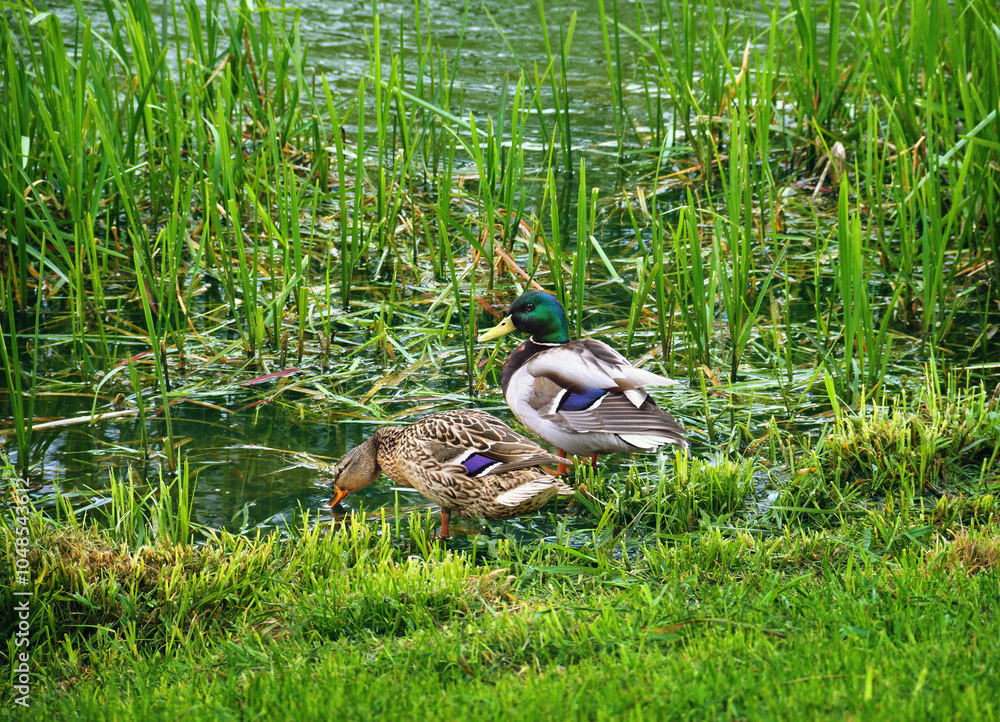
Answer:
[{"left": 4, "top": 0, "right": 996, "bottom": 540}]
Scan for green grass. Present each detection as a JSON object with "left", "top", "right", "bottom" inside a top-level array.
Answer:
[{"left": 3, "top": 497, "right": 998, "bottom": 719}]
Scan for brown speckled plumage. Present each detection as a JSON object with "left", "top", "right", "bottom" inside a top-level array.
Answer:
[{"left": 329, "top": 409, "right": 573, "bottom": 536}]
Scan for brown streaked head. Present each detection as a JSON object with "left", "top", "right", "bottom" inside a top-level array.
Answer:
[{"left": 328, "top": 437, "right": 381, "bottom": 508}]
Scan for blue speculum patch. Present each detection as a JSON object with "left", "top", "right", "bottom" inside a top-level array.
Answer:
[
  {"left": 558, "top": 386, "right": 606, "bottom": 412},
  {"left": 461, "top": 453, "right": 499, "bottom": 477}
]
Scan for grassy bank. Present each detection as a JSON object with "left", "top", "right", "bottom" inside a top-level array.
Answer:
[
  {"left": 3, "top": 487, "right": 999, "bottom": 718},
  {"left": 3, "top": 498, "right": 999, "bottom": 718}
]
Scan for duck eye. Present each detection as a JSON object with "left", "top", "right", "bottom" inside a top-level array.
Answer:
[{"left": 524, "top": 303, "right": 535, "bottom": 312}]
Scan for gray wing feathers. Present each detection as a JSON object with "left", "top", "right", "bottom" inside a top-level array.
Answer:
[
  {"left": 525, "top": 340, "right": 675, "bottom": 398},
  {"left": 559, "top": 395, "right": 686, "bottom": 440}
]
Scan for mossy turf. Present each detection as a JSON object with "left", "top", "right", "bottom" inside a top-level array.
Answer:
[{"left": 3, "top": 507, "right": 999, "bottom": 720}]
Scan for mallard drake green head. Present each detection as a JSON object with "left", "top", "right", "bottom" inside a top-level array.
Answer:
[
  {"left": 478, "top": 291, "right": 687, "bottom": 469},
  {"left": 479, "top": 291, "right": 570, "bottom": 344},
  {"left": 328, "top": 409, "right": 573, "bottom": 537}
]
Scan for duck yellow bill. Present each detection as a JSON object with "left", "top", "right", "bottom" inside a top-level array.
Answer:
[
  {"left": 329, "top": 488, "right": 350, "bottom": 507},
  {"left": 477, "top": 315, "right": 516, "bottom": 343}
]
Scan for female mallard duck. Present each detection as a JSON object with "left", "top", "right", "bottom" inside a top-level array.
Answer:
[
  {"left": 328, "top": 409, "right": 573, "bottom": 537},
  {"left": 477, "top": 290, "right": 687, "bottom": 469}
]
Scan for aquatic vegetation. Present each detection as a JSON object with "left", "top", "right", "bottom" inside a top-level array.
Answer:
[
  {"left": 822, "top": 383, "right": 1000, "bottom": 494},
  {"left": 590, "top": 452, "right": 758, "bottom": 533}
]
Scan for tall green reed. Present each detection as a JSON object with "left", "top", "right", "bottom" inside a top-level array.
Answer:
[
  {"left": 570, "top": 162, "right": 593, "bottom": 336},
  {"left": 617, "top": 0, "right": 734, "bottom": 167},
  {"left": 709, "top": 102, "right": 783, "bottom": 383},
  {"left": 823, "top": 178, "right": 897, "bottom": 403},
  {"left": 785, "top": 0, "right": 854, "bottom": 146},
  {"left": 0, "top": 306, "right": 30, "bottom": 477},
  {"left": 667, "top": 200, "right": 714, "bottom": 372},
  {"left": 537, "top": 0, "right": 576, "bottom": 175},
  {"left": 856, "top": 0, "right": 999, "bottom": 290},
  {"left": 597, "top": 0, "right": 628, "bottom": 159},
  {"left": 541, "top": 167, "right": 569, "bottom": 306}
]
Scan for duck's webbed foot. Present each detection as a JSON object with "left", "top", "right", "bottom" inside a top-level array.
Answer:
[{"left": 439, "top": 507, "right": 452, "bottom": 539}]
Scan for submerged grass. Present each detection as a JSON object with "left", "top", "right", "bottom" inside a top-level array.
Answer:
[
  {"left": 2, "top": 0, "right": 997, "bottom": 473},
  {"left": 3, "top": 377, "right": 1000, "bottom": 715}
]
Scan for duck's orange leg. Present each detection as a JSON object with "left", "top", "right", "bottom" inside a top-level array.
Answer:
[
  {"left": 590, "top": 453, "right": 599, "bottom": 470},
  {"left": 558, "top": 449, "right": 568, "bottom": 476}
]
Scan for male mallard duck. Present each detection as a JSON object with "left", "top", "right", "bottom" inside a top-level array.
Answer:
[
  {"left": 328, "top": 409, "right": 573, "bottom": 537},
  {"left": 477, "top": 290, "right": 687, "bottom": 469}
]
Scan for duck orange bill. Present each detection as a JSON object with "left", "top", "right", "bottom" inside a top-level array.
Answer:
[{"left": 329, "top": 488, "right": 350, "bottom": 508}]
